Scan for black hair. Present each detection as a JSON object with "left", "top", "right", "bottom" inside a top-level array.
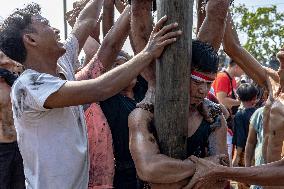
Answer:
[
  {"left": 0, "top": 3, "right": 41, "bottom": 64},
  {"left": 191, "top": 40, "right": 219, "bottom": 73},
  {"left": 268, "top": 57, "right": 280, "bottom": 71},
  {"left": 229, "top": 58, "right": 237, "bottom": 67},
  {"left": 236, "top": 83, "right": 258, "bottom": 102}
]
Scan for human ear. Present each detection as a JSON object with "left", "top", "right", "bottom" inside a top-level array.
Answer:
[{"left": 23, "top": 34, "right": 37, "bottom": 47}]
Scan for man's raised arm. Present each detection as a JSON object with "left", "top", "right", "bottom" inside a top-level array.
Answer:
[
  {"left": 72, "top": 0, "right": 104, "bottom": 51},
  {"left": 76, "top": 5, "right": 131, "bottom": 81},
  {"left": 196, "top": 0, "right": 230, "bottom": 51},
  {"left": 44, "top": 16, "right": 181, "bottom": 108},
  {"left": 223, "top": 13, "right": 269, "bottom": 88}
]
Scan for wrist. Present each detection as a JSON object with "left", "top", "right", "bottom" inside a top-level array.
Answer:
[
  {"left": 140, "top": 49, "right": 155, "bottom": 63},
  {"left": 216, "top": 165, "right": 229, "bottom": 178}
]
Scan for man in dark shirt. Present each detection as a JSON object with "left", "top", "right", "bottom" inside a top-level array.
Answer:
[
  {"left": 100, "top": 74, "right": 147, "bottom": 188},
  {"left": 232, "top": 83, "right": 258, "bottom": 189},
  {"left": 232, "top": 83, "right": 258, "bottom": 166}
]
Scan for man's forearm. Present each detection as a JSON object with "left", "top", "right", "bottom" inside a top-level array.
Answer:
[
  {"left": 142, "top": 155, "right": 196, "bottom": 184},
  {"left": 78, "top": 0, "right": 103, "bottom": 21},
  {"left": 218, "top": 97, "right": 240, "bottom": 108},
  {"left": 98, "top": 6, "right": 131, "bottom": 70},
  {"left": 219, "top": 160, "right": 284, "bottom": 186},
  {"left": 244, "top": 143, "right": 255, "bottom": 167},
  {"left": 223, "top": 13, "right": 267, "bottom": 88},
  {"left": 102, "top": 0, "right": 114, "bottom": 37},
  {"left": 46, "top": 51, "right": 154, "bottom": 108},
  {"left": 73, "top": 0, "right": 104, "bottom": 50}
]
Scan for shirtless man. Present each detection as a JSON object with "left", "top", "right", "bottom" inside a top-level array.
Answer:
[
  {"left": 128, "top": 0, "right": 230, "bottom": 188},
  {"left": 185, "top": 10, "right": 284, "bottom": 189},
  {"left": 0, "top": 52, "right": 25, "bottom": 188}
]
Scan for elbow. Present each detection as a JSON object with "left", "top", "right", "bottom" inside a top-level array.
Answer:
[
  {"left": 136, "top": 162, "right": 158, "bottom": 183},
  {"left": 207, "top": 0, "right": 230, "bottom": 21}
]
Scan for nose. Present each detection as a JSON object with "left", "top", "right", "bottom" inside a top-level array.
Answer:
[{"left": 198, "top": 83, "right": 208, "bottom": 94}]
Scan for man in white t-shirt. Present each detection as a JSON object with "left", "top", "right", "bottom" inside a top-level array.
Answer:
[{"left": 0, "top": 1, "right": 182, "bottom": 189}]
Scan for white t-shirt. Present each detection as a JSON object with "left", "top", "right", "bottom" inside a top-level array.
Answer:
[{"left": 11, "top": 35, "right": 89, "bottom": 189}]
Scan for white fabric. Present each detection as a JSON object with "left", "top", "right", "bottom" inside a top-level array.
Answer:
[
  {"left": 11, "top": 35, "right": 89, "bottom": 189},
  {"left": 227, "top": 131, "right": 233, "bottom": 161},
  {"left": 191, "top": 74, "right": 211, "bottom": 82}
]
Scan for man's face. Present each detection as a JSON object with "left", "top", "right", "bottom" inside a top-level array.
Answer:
[
  {"left": 234, "top": 65, "right": 244, "bottom": 77},
  {"left": 190, "top": 70, "right": 216, "bottom": 106},
  {"left": 29, "top": 15, "right": 66, "bottom": 57}
]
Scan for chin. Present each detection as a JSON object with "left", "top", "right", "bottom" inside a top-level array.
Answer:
[{"left": 58, "top": 46, "right": 66, "bottom": 56}]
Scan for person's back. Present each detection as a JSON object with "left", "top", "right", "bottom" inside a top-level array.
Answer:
[
  {"left": 0, "top": 53, "right": 25, "bottom": 189},
  {"left": 232, "top": 83, "right": 258, "bottom": 189}
]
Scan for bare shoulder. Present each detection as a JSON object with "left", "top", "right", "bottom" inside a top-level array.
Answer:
[{"left": 128, "top": 108, "right": 153, "bottom": 129}]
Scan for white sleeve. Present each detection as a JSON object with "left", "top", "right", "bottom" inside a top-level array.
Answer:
[
  {"left": 15, "top": 72, "right": 66, "bottom": 112},
  {"left": 60, "top": 34, "right": 80, "bottom": 72}
]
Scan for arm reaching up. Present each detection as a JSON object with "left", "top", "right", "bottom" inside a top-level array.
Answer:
[{"left": 44, "top": 16, "right": 182, "bottom": 108}]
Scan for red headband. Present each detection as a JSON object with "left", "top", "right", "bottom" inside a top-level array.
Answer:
[{"left": 191, "top": 71, "right": 214, "bottom": 82}]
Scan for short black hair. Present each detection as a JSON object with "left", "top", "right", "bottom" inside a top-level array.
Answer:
[
  {"left": 0, "top": 3, "right": 41, "bottom": 63},
  {"left": 236, "top": 83, "right": 258, "bottom": 102},
  {"left": 229, "top": 59, "right": 237, "bottom": 67},
  {"left": 192, "top": 40, "right": 219, "bottom": 73}
]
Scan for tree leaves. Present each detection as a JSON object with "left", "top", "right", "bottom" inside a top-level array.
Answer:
[{"left": 231, "top": 4, "right": 284, "bottom": 64}]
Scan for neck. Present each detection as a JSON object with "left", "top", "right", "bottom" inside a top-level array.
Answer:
[
  {"left": 24, "top": 53, "right": 59, "bottom": 76},
  {"left": 226, "top": 68, "right": 234, "bottom": 77},
  {"left": 189, "top": 105, "right": 198, "bottom": 113},
  {"left": 242, "top": 101, "right": 255, "bottom": 108}
]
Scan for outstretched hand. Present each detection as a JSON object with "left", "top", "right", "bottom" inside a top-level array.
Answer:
[
  {"left": 183, "top": 155, "right": 228, "bottom": 189},
  {"left": 65, "top": 6, "right": 82, "bottom": 27},
  {"left": 143, "top": 16, "right": 182, "bottom": 60}
]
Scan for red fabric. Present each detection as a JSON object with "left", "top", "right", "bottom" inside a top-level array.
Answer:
[
  {"left": 191, "top": 70, "right": 215, "bottom": 82},
  {"left": 75, "top": 56, "right": 114, "bottom": 189},
  {"left": 211, "top": 72, "right": 237, "bottom": 97}
]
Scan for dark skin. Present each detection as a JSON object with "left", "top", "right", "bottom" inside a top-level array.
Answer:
[
  {"left": 187, "top": 10, "right": 284, "bottom": 189},
  {"left": 102, "top": 0, "right": 114, "bottom": 37},
  {"left": 0, "top": 52, "right": 24, "bottom": 143},
  {"left": 129, "top": 0, "right": 230, "bottom": 188},
  {"left": 76, "top": 6, "right": 132, "bottom": 81},
  {"left": 21, "top": 0, "right": 182, "bottom": 109}
]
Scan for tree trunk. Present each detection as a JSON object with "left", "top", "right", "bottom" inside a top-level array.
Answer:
[{"left": 155, "top": 0, "right": 194, "bottom": 159}]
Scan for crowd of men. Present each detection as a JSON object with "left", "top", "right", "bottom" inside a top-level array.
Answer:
[{"left": 0, "top": 0, "right": 284, "bottom": 189}]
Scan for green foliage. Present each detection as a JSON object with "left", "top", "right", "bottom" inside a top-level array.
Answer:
[{"left": 231, "top": 4, "right": 284, "bottom": 64}]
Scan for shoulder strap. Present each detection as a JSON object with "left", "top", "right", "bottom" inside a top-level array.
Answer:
[{"left": 223, "top": 71, "right": 236, "bottom": 99}]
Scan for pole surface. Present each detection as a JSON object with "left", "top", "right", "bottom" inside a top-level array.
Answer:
[
  {"left": 63, "top": 0, "right": 68, "bottom": 39},
  {"left": 155, "top": 0, "right": 194, "bottom": 159}
]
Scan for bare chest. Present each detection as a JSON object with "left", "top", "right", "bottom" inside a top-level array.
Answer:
[{"left": 269, "top": 93, "right": 284, "bottom": 135}]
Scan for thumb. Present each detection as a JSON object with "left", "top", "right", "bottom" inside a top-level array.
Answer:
[{"left": 189, "top": 155, "right": 199, "bottom": 163}]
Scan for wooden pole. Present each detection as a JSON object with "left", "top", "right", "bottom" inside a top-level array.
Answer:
[
  {"left": 155, "top": 0, "right": 194, "bottom": 159},
  {"left": 63, "top": 0, "right": 68, "bottom": 39}
]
